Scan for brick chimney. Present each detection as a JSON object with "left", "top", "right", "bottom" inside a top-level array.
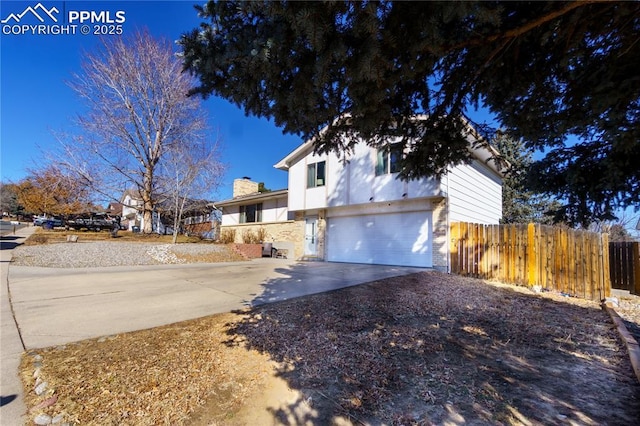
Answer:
[{"left": 233, "top": 177, "right": 259, "bottom": 198}]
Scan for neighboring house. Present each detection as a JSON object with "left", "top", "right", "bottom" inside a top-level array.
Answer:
[
  {"left": 216, "top": 179, "right": 298, "bottom": 256},
  {"left": 120, "top": 189, "right": 144, "bottom": 231},
  {"left": 106, "top": 202, "right": 123, "bottom": 217},
  {"left": 221, "top": 120, "right": 504, "bottom": 270},
  {"left": 119, "top": 189, "right": 218, "bottom": 236},
  {"left": 181, "top": 201, "right": 221, "bottom": 240}
]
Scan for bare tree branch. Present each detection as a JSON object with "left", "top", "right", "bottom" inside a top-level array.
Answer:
[{"left": 57, "top": 30, "right": 221, "bottom": 233}]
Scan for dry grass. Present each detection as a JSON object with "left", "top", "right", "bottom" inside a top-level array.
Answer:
[
  {"left": 23, "top": 227, "right": 212, "bottom": 246},
  {"left": 21, "top": 272, "right": 640, "bottom": 425}
]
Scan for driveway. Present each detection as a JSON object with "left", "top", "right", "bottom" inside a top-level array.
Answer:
[{"left": 8, "top": 259, "right": 425, "bottom": 349}]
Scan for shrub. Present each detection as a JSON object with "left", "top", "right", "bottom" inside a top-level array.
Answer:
[
  {"left": 241, "top": 228, "right": 261, "bottom": 244},
  {"left": 256, "top": 227, "right": 268, "bottom": 243},
  {"left": 27, "top": 234, "right": 48, "bottom": 245},
  {"left": 219, "top": 229, "right": 236, "bottom": 244}
]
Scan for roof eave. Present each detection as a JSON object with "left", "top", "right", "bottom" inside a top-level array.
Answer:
[{"left": 215, "top": 189, "right": 289, "bottom": 207}]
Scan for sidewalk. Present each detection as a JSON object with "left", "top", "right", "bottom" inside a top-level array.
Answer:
[{"left": 1, "top": 225, "right": 36, "bottom": 425}]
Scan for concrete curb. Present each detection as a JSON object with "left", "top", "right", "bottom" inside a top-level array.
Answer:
[{"left": 602, "top": 302, "right": 640, "bottom": 384}]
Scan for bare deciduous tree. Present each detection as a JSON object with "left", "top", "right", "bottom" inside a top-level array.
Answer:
[
  {"left": 158, "top": 131, "right": 225, "bottom": 243},
  {"left": 60, "top": 30, "right": 219, "bottom": 233},
  {"left": 590, "top": 211, "right": 640, "bottom": 242}
]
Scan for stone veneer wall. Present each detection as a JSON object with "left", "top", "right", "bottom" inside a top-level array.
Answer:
[
  {"left": 221, "top": 219, "right": 305, "bottom": 260},
  {"left": 315, "top": 210, "right": 326, "bottom": 260},
  {"left": 431, "top": 198, "right": 448, "bottom": 271}
]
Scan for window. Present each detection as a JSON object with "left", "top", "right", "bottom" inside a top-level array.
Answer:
[
  {"left": 240, "top": 203, "right": 262, "bottom": 223},
  {"left": 376, "top": 144, "right": 403, "bottom": 176},
  {"left": 307, "top": 161, "right": 326, "bottom": 188}
]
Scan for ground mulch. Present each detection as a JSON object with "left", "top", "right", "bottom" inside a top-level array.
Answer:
[{"left": 21, "top": 271, "right": 640, "bottom": 425}]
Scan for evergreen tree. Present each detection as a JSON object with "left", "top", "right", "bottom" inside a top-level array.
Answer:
[
  {"left": 257, "top": 182, "right": 271, "bottom": 193},
  {"left": 0, "top": 182, "right": 24, "bottom": 217},
  {"left": 180, "top": 1, "right": 640, "bottom": 225},
  {"left": 492, "top": 133, "right": 561, "bottom": 224}
]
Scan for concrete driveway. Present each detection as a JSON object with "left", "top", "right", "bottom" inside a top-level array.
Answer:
[{"left": 9, "top": 259, "right": 425, "bottom": 349}]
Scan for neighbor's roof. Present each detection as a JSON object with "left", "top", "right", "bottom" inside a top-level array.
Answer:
[
  {"left": 119, "top": 189, "right": 143, "bottom": 202},
  {"left": 215, "top": 189, "right": 288, "bottom": 207}
]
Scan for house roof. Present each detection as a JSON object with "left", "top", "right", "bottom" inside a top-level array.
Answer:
[
  {"left": 215, "top": 188, "right": 288, "bottom": 207},
  {"left": 107, "top": 202, "right": 123, "bottom": 215},
  {"left": 274, "top": 115, "right": 506, "bottom": 176},
  {"left": 120, "top": 189, "right": 142, "bottom": 203}
]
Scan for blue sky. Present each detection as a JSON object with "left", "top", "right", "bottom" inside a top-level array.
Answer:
[
  {"left": 0, "top": 1, "right": 637, "bottom": 233},
  {"left": 0, "top": 0, "right": 305, "bottom": 201},
  {"left": 0, "top": 0, "right": 501, "bottom": 203}
]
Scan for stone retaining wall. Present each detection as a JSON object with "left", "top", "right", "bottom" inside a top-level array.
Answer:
[
  {"left": 222, "top": 220, "right": 304, "bottom": 259},
  {"left": 231, "top": 243, "right": 262, "bottom": 259}
]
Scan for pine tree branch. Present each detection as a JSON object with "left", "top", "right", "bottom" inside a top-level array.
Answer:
[{"left": 447, "top": 0, "right": 606, "bottom": 53}]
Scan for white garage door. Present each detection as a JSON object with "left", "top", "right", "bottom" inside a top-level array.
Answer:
[{"left": 327, "top": 211, "right": 432, "bottom": 267}]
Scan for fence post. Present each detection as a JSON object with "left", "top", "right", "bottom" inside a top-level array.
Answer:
[
  {"left": 527, "top": 223, "right": 536, "bottom": 287},
  {"left": 450, "top": 222, "right": 459, "bottom": 274},
  {"left": 602, "top": 233, "right": 611, "bottom": 299},
  {"left": 634, "top": 242, "right": 640, "bottom": 296}
]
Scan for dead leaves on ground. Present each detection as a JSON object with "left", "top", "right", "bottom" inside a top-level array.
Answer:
[{"left": 21, "top": 272, "right": 640, "bottom": 425}]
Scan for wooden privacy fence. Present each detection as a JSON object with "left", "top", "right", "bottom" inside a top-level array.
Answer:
[
  {"left": 609, "top": 242, "right": 640, "bottom": 295},
  {"left": 450, "top": 222, "right": 610, "bottom": 302}
]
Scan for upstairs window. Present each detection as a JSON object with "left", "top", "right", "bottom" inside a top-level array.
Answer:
[
  {"left": 376, "top": 144, "right": 403, "bottom": 176},
  {"left": 240, "top": 203, "right": 262, "bottom": 223},
  {"left": 307, "top": 161, "right": 326, "bottom": 188}
]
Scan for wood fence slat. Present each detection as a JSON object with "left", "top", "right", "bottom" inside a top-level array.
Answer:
[
  {"left": 460, "top": 222, "right": 468, "bottom": 276},
  {"left": 602, "top": 233, "right": 611, "bottom": 299},
  {"left": 527, "top": 223, "right": 535, "bottom": 288},
  {"left": 448, "top": 222, "right": 612, "bottom": 302},
  {"left": 546, "top": 227, "right": 554, "bottom": 289},
  {"left": 578, "top": 232, "right": 586, "bottom": 299},
  {"left": 587, "top": 233, "right": 596, "bottom": 301},
  {"left": 543, "top": 225, "right": 549, "bottom": 288},
  {"left": 449, "top": 222, "right": 458, "bottom": 274},
  {"left": 633, "top": 243, "right": 640, "bottom": 295},
  {"left": 609, "top": 242, "right": 640, "bottom": 295}
]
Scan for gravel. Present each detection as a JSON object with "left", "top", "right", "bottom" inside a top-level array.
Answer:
[{"left": 11, "top": 241, "right": 229, "bottom": 268}]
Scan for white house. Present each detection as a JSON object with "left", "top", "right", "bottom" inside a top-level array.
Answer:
[
  {"left": 120, "top": 189, "right": 144, "bottom": 232},
  {"left": 220, "top": 121, "right": 504, "bottom": 270},
  {"left": 216, "top": 179, "right": 298, "bottom": 256}
]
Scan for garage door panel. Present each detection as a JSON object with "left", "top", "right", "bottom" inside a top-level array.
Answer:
[{"left": 327, "top": 212, "right": 432, "bottom": 267}]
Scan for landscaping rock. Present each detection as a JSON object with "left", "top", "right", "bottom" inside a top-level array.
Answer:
[
  {"left": 34, "top": 381, "right": 48, "bottom": 396},
  {"left": 30, "top": 396, "right": 58, "bottom": 412},
  {"left": 34, "top": 413, "right": 52, "bottom": 425}
]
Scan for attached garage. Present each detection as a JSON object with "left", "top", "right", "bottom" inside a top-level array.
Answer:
[{"left": 326, "top": 211, "right": 432, "bottom": 267}]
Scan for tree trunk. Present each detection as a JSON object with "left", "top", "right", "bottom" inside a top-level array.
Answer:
[{"left": 143, "top": 209, "right": 153, "bottom": 234}]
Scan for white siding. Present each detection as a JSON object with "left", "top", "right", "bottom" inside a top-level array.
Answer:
[
  {"left": 445, "top": 160, "right": 502, "bottom": 224},
  {"left": 288, "top": 152, "right": 330, "bottom": 211},
  {"left": 290, "top": 141, "right": 441, "bottom": 211},
  {"left": 408, "top": 177, "right": 440, "bottom": 198},
  {"left": 220, "top": 206, "right": 241, "bottom": 226},
  {"left": 288, "top": 159, "right": 307, "bottom": 211},
  {"left": 326, "top": 150, "right": 348, "bottom": 207},
  {"left": 346, "top": 143, "right": 375, "bottom": 205},
  {"left": 220, "top": 196, "right": 289, "bottom": 226},
  {"left": 277, "top": 128, "right": 504, "bottom": 267}
]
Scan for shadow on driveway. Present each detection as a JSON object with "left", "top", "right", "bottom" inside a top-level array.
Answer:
[
  {"left": 249, "top": 261, "right": 426, "bottom": 307},
  {"left": 0, "top": 236, "right": 22, "bottom": 251}
]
